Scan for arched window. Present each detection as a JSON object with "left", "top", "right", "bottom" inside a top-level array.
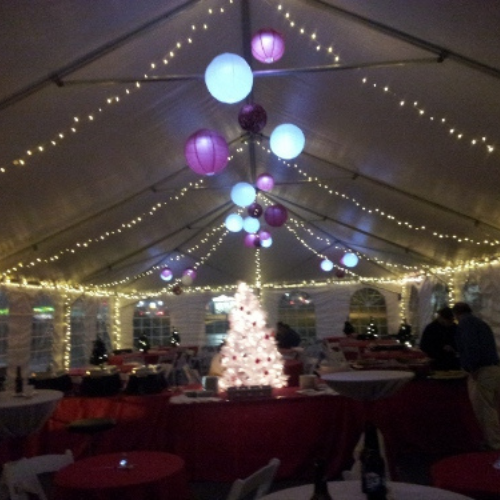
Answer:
[
  {"left": 463, "top": 280, "right": 482, "bottom": 313},
  {"left": 349, "top": 288, "right": 388, "bottom": 337},
  {"left": 278, "top": 291, "right": 316, "bottom": 344},
  {"left": 133, "top": 299, "right": 170, "bottom": 348},
  {"left": 0, "top": 292, "right": 9, "bottom": 368},
  {"left": 205, "top": 295, "right": 235, "bottom": 346},
  {"left": 96, "top": 300, "right": 112, "bottom": 353},
  {"left": 431, "top": 283, "right": 449, "bottom": 314},
  {"left": 30, "top": 295, "right": 54, "bottom": 372},
  {"left": 70, "top": 298, "right": 86, "bottom": 368}
]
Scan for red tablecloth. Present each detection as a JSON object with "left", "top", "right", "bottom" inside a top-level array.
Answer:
[
  {"left": 0, "top": 379, "right": 492, "bottom": 483},
  {"left": 53, "top": 451, "right": 189, "bottom": 500},
  {"left": 430, "top": 451, "right": 500, "bottom": 500}
]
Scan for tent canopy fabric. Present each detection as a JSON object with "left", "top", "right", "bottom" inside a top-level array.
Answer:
[{"left": 1, "top": 0, "right": 500, "bottom": 293}]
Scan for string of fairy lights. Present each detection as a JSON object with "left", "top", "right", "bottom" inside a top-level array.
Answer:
[{"left": 1, "top": 0, "right": 500, "bottom": 304}]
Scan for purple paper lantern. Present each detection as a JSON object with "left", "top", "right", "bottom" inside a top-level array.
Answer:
[
  {"left": 256, "top": 173, "right": 274, "bottom": 192},
  {"left": 160, "top": 268, "right": 173, "bottom": 281},
  {"left": 184, "top": 129, "right": 229, "bottom": 176},
  {"left": 238, "top": 103, "right": 267, "bottom": 134},
  {"left": 244, "top": 233, "right": 259, "bottom": 248},
  {"left": 247, "top": 202, "right": 263, "bottom": 218},
  {"left": 264, "top": 204, "right": 288, "bottom": 227},
  {"left": 182, "top": 267, "right": 197, "bottom": 280},
  {"left": 251, "top": 28, "right": 285, "bottom": 64}
]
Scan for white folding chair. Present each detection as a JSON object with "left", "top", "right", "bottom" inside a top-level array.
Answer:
[
  {"left": 2, "top": 449, "right": 74, "bottom": 500},
  {"left": 226, "top": 458, "right": 280, "bottom": 500}
]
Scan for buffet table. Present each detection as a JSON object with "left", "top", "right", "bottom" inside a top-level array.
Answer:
[{"left": 0, "top": 378, "right": 489, "bottom": 483}]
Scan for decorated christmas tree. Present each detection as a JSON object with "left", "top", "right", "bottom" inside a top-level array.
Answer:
[
  {"left": 219, "top": 282, "right": 287, "bottom": 390},
  {"left": 365, "top": 317, "right": 378, "bottom": 339},
  {"left": 170, "top": 327, "right": 181, "bottom": 347},
  {"left": 137, "top": 332, "right": 150, "bottom": 353},
  {"left": 89, "top": 335, "right": 108, "bottom": 365}
]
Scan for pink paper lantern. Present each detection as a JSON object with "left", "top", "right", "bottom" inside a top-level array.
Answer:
[
  {"left": 182, "top": 268, "right": 197, "bottom": 280},
  {"left": 247, "top": 202, "right": 263, "bottom": 218},
  {"left": 251, "top": 28, "right": 285, "bottom": 64},
  {"left": 160, "top": 268, "right": 173, "bottom": 281},
  {"left": 244, "top": 233, "right": 259, "bottom": 248},
  {"left": 264, "top": 204, "right": 287, "bottom": 227},
  {"left": 256, "top": 173, "right": 274, "bottom": 192},
  {"left": 238, "top": 103, "right": 267, "bottom": 134},
  {"left": 184, "top": 129, "right": 229, "bottom": 176}
]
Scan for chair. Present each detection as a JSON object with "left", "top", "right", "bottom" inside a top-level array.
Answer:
[
  {"left": 2, "top": 449, "right": 74, "bottom": 500},
  {"left": 226, "top": 458, "right": 280, "bottom": 500}
]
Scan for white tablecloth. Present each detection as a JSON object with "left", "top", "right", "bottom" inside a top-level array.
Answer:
[
  {"left": 0, "top": 389, "right": 63, "bottom": 439},
  {"left": 321, "top": 370, "right": 414, "bottom": 401},
  {"left": 262, "top": 481, "right": 474, "bottom": 500}
]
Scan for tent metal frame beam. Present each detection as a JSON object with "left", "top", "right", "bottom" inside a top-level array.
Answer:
[{"left": 304, "top": 0, "right": 500, "bottom": 82}]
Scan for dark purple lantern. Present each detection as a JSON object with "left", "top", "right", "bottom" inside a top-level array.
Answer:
[
  {"left": 264, "top": 204, "right": 288, "bottom": 227},
  {"left": 244, "top": 233, "right": 259, "bottom": 248},
  {"left": 251, "top": 28, "right": 285, "bottom": 64},
  {"left": 238, "top": 103, "right": 267, "bottom": 134},
  {"left": 247, "top": 202, "right": 263, "bottom": 218},
  {"left": 184, "top": 129, "right": 229, "bottom": 176}
]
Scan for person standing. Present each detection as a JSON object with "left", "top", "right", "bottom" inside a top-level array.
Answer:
[
  {"left": 452, "top": 302, "right": 500, "bottom": 450},
  {"left": 419, "top": 307, "right": 460, "bottom": 371}
]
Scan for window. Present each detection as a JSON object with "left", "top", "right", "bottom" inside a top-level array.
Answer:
[
  {"left": 205, "top": 295, "right": 235, "bottom": 346},
  {"left": 96, "top": 300, "right": 113, "bottom": 353},
  {"left": 462, "top": 281, "right": 482, "bottom": 313},
  {"left": 133, "top": 299, "right": 170, "bottom": 348},
  {"left": 278, "top": 290, "right": 316, "bottom": 344},
  {"left": 30, "top": 295, "right": 54, "bottom": 372},
  {"left": 0, "top": 292, "right": 9, "bottom": 368},
  {"left": 349, "top": 288, "right": 388, "bottom": 337},
  {"left": 69, "top": 299, "right": 87, "bottom": 368},
  {"left": 407, "top": 285, "right": 420, "bottom": 335},
  {"left": 431, "top": 283, "right": 449, "bottom": 314}
]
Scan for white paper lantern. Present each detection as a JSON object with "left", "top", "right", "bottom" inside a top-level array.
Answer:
[
  {"left": 181, "top": 274, "right": 193, "bottom": 286},
  {"left": 270, "top": 123, "right": 305, "bottom": 159},
  {"left": 231, "top": 182, "right": 256, "bottom": 207},
  {"left": 204, "top": 53, "right": 253, "bottom": 104},
  {"left": 225, "top": 213, "right": 244, "bottom": 232},
  {"left": 341, "top": 252, "right": 359, "bottom": 268},
  {"left": 261, "top": 235, "right": 273, "bottom": 248},
  {"left": 320, "top": 259, "right": 334, "bottom": 272},
  {"left": 243, "top": 216, "right": 260, "bottom": 233}
]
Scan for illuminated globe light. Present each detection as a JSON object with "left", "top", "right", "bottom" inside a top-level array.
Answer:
[
  {"left": 259, "top": 230, "right": 273, "bottom": 248},
  {"left": 160, "top": 268, "right": 173, "bottom": 281},
  {"left": 181, "top": 274, "right": 193, "bottom": 286},
  {"left": 225, "top": 213, "right": 244, "bottom": 232},
  {"left": 270, "top": 123, "right": 305, "bottom": 160},
  {"left": 247, "top": 202, "right": 263, "bottom": 218},
  {"left": 204, "top": 53, "right": 253, "bottom": 104},
  {"left": 244, "top": 233, "right": 259, "bottom": 248},
  {"left": 320, "top": 259, "right": 334, "bottom": 272},
  {"left": 243, "top": 216, "right": 260, "bottom": 233},
  {"left": 238, "top": 103, "right": 267, "bottom": 134},
  {"left": 341, "top": 252, "right": 359, "bottom": 268},
  {"left": 183, "top": 268, "right": 197, "bottom": 280},
  {"left": 256, "top": 173, "right": 274, "bottom": 192},
  {"left": 231, "top": 182, "right": 256, "bottom": 207},
  {"left": 251, "top": 28, "right": 285, "bottom": 64},
  {"left": 184, "top": 129, "right": 229, "bottom": 176},
  {"left": 264, "top": 203, "right": 288, "bottom": 227}
]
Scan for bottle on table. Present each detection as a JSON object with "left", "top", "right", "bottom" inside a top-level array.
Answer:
[
  {"left": 361, "top": 423, "right": 387, "bottom": 500},
  {"left": 15, "top": 365, "right": 23, "bottom": 394},
  {"left": 310, "top": 458, "right": 332, "bottom": 500}
]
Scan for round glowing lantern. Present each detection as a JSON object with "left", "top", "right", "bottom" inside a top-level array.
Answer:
[
  {"left": 183, "top": 268, "right": 197, "bottom": 280},
  {"left": 264, "top": 204, "right": 287, "bottom": 227},
  {"left": 181, "top": 275, "right": 193, "bottom": 286},
  {"left": 320, "top": 259, "right": 334, "bottom": 272},
  {"left": 256, "top": 173, "right": 274, "bottom": 192},
  {"left": 204, "top": 53, "right": 253, "bottom": 104},
  {"left": 336, "top": 268, "right": 346, "bottom": 278},
  {"left": 247, "top": 202, "right": 263, "bottom": 218},
  {"left": 251, "top": 28, "right": 285, "bottom": 63},
  {"left": 341, "top": 252, "right": 359, "bottom": 268},
  {"left": 225, "top": 213, "right": 244, "bottom": 232},
  {"left": 231, "top": 182, "right": 256, "bottom": 207},
  {"left": 184, "top": 129, "right": 229, "bottom": 176},
  {"left": 244, "top": 233, "right": 259, "bottom": 248},
  {"left": 259, "top": 230, "right": 272, "bottom": 248},
  {"left": 270, "top": 123, "right": 305, "bottom": 159},
  {"left": 238, "top": 103, "right": 267, "bottom": 134},
  {"left": 160, "top": 268, "right": 173, "bottom": 281},
  {"left": 243, "top": 216, "right": 260, "bottom": 233}
]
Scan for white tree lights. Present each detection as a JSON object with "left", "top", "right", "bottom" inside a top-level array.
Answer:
[{"left": 219, "top": 282, "right": 287, "bottom": 390}]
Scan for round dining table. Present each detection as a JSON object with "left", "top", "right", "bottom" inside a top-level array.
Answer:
[
  {"left": 0, "top": 389, "right": 63, "bottom": 440},
  {"left": 261, "top": 480, "right": 474, "bottom": 500},
  {"left": 431, "top": 451, "right": 500, "bottom": 500},
  {"left": 53, "top": 450, "right": 190, "bottom": 500}
]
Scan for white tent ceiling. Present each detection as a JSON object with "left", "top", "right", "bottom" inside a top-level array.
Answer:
[{"left": 1, "top": 0, "right": 500, "bottom": 293}]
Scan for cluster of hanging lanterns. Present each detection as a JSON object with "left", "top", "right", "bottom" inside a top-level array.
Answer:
[
  {"left": 159, "top": 266, "right": 197, "bottom": 286},
  {"left": 320, "top": 252, "right": 359, "bottom": 277}
]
